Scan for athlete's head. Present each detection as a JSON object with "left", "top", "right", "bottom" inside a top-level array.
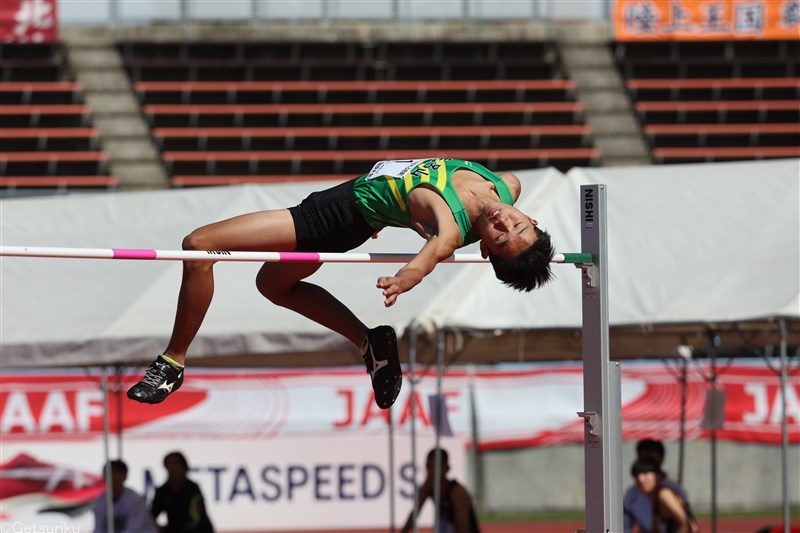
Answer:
[
  {"left": 636, "top": 438, "right": 666, "bottom": 465},
  {"left": 630, "top": 457, "right": 663, "bottom": 494},
  {"left": 163, "top": 451, "right": 189, "bottom": 481},
  {"left": 476, "top": 202, "right": 554, "bottom": 292},
  {"left": 425, "top": 448, "right": 451, "bottom": 478},
  {"left": 104, "top": 459, "right": 128, "bottom": 497}
]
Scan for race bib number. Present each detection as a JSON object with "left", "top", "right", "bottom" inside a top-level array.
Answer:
[{"left": 365, "top": 159, "right": 428, "bottom": 180}]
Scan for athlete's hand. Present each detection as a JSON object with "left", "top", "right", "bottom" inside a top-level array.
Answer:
[
  {"left": 377, "top": 276, "right": 405, "bottom": 307},
  {"left": 378, "top": 267, "right": 424, "bottom": 307}
]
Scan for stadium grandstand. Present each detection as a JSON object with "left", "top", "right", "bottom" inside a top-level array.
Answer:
[
  {"left": 2, "top": 1, "right": 796, "bottom": 197},
  {"left": 0, "top": 1, "right": 798, "bottom": 532}
]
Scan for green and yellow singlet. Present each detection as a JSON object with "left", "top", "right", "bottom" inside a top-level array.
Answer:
[{"left": 353, "top": 158, "right": 514, "bottom": 246}]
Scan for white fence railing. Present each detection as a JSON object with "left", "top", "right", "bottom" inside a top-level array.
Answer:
[{"left": 59, "top": 0, "right": 611, "bottom": 25}]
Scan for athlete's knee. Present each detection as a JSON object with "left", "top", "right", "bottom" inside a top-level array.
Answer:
[
  {"left": 181, "top": 230, "right": 217, "bottom": 269},
  {"left": 182, "top": 229, "right": 211, "bottom": 251},
  {"left": 255, "top": 270, "right": 294, "bottom": 306}
]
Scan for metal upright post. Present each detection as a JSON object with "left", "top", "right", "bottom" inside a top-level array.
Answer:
[
  {"left": 432, "top": 329, "right": 445, "bottom": 533},
  {"left": 102, "top": 368, "right": 115, "bottom": 533},
  {"left": 708, "top": 331, "right": 719, "bottom": 533},
  {"left": 678, "top": 357, "right": 687, "bottom": 485},
  {"left": 779, "top": 319, "right": 789, "bottom": 533},
  {"left": 408, "top": 325, "right": 420, "bottom": 533},
  {"left": 467, "top": 364, "right": 484, "bottom": 513},
  {"left": 388, "top": 405, "right": 396, "bottom": 533},
  {"left": 577, "top": 184, "right": 622, "bottom": 533}
]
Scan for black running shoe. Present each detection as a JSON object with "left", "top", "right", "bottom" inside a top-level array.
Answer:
[
  {"left": 362, "top": 325, "right": 402, "bottom": 409},
  {"left": 127, "top": 356, "right": 184, "bottom": 404}
]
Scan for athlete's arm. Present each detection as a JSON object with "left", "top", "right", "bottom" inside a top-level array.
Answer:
[
  {"left": 377, "top": 187, "right": 460, "bottom": 307},
  {"left": 657, "top": 487, "right": 690, "bottom": 533},
  {"left": 377, "top": 230, "right": 459, "bottom": 307},
  {"left": 500, "top": 171, "right": 521, "bottom": 202},
  {"left": 400, "top": 478, "right": 433, "bottom": 533},
  {"left": 450, "top": 484, "right": 474, "bottom": 533}
]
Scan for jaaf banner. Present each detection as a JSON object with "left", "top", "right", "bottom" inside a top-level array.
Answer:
[
  {"left": 1, "top": 363, "right": 796, "bottom": 447},
  {"left": 614, "top": 0, "right": 800, "bottom": 40}
]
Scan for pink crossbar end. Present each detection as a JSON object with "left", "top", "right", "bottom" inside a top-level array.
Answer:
[
  {"left": 112, "top": 248, "right": 157, "bottom": 260},
  {"left": 278, "top": 252, "right": 321, "bottom": 262}
]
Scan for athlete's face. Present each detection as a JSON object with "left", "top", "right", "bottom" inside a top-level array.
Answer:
[
  {"left": 426, "top": 458, "right": 450, "bottom": 480},
  {"left": 477, "top": 203, "right": 538, "bottom": 259},
  {"left": 635, "top": 471, "right": 659, "bottom": 494},
  {"left": 165, "top": 456, "right": 187, "bottom": 480}
]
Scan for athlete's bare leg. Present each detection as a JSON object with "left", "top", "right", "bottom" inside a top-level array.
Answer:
[
  {"left": 163, "top": 209, "right": 298, "bottom": 364},
  {"left": 256, "top": 262, "right": 368, "bottom": 348},
  {"left": 163, "top": 208, "right": 368, "bottom": 365}
]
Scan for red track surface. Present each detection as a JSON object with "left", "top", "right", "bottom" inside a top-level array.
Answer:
[{"left": 226, "top": 515, "right": 797, "bottom": 533}]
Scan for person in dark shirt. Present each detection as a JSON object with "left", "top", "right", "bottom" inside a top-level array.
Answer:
[
  {"left": 150, "top": 452, "right": 214, "bottom": 533},
  {"left": 624, "top": 439, "right": 690, "bottom": 533},
  {"left": 402, "top": 447, "right": 480, "bottom": 533},
  {"left": 93, "top": 459, "right": 157, "bottom": 533}
]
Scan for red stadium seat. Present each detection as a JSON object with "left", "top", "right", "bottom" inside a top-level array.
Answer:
[
  {"left": 635, "top": 100, "right": 800, "bottom": 126},
  {"left": 152, "top": 125, "right": 593, "bottom": 152},
  {"left": 134, "top": 79, "right": 576, "bottom": 105},
  {"left": 627, "top": 78, "right": 800, "bottom": 102},
  {"left": 653, "top": 146, "right": 800, "bottom": 163},
  {"left": 0, "top": 151, "right": 109, "bottom": 176},
  {"left": 143, "top": 102, "right": 585, "bottom": 129},
  {"left": 645, "top": 124, "right": 800, "bottom": 134},
  {"left": 644, "top": 124, "right": 800, "bottom": 148},
  {"left": 171, "top": 174, "right": 353, "bottom": 186},
  {"left": 628, "top": 77, "right": 800, "bottom": 90},
  {"left": 636, "top": 100, "right": 800, "bottom": 111},
  {"left": 0, "top": 127, "right": 99, "bottom": 138},
  {"left": 0, "top": 176, "right": 118, "bottom": 188},
  {"left": 161, "top": 148, "right": 599, "bottom": 163},
  {"left": 0, "top": 151, "right": 108, "bottom": 162},
  {"left": 0, "top": 104, "right": 92, "bottom": 128},
  {"left": 0, "top": 81, "right": 85, "bottom": 104},
  {"left": 0, "top": 128, "right": 100, "bottom": 151},
  {"left": 144, "top": 101, "right": 583, "bottom": 115},
  {"left": 161, "top": 148, "right": 600, "bottom": 185}
]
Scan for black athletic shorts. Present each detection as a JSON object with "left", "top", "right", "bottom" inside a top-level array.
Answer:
[{"left": 288, "top": 178, "right": 377, "bottom": 252}]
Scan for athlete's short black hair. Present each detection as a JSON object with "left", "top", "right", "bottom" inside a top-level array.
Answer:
[
  {"left": 164, "top": 451, "right": 189, "bottom": 471},
  {"left": 488, "top": 226, "right": 554, "bottom": 292},
  {"left": 630, "top": 457, "right": 663, "bottom": 478},
  {"left": 636, "top": 438, "right": 666, "bottom": 463},
  {"left": 106, "top": 459, "right": 128, "bottom": 475},
  {"left": 426, "top": 447, "right": 449, "bottom": 466}
]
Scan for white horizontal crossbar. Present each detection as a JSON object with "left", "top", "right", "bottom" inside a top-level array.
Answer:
[{"left": 0, "top": 246, "right": 591, "bottom": 264}]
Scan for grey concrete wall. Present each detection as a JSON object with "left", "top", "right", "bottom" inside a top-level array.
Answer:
[{"left": 477, "top": 441, "right": 799, "bottom": 513}]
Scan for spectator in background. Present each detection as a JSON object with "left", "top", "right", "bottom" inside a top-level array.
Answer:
[
  {"left": 93, "top": 459, "right": 158, "bottom": 533},
  {"left": 401, "top": 448, "right": 480, "bottom": 533},
  {"left": 624, "top": 439, "right": 690, "bottom": 533},
  {"left": 150, "top": 451, "right": 214, "bottom": 533},
  {"left": 625, "top": 458, "right": 699, "bottom": 533}
]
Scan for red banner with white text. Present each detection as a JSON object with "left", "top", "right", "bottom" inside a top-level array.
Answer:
[
  {"left": 0, "top": 0, "right": 58, "bottom": 43},
  {"left": 1, "top": 363, "right": 796, "bottom": 448},
  {"left": 614, "top": 0, "right": 800, "bottom": 40}
]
